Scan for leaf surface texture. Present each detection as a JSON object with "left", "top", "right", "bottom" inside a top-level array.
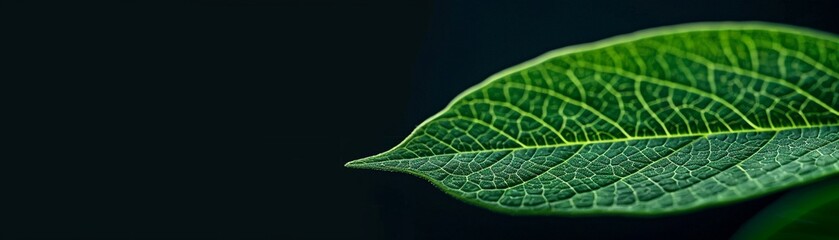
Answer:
[{"left": 346, "top": 23, "right": 839, "bottom": 215}]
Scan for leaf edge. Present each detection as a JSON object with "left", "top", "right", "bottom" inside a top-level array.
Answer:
[{"left": 345, "top": 21, "right": 839, "bottom": 216}]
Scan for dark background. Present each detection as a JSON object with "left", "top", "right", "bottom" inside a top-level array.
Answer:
[{"left": 4, "top": 0, "right": 839, "bottom": 239}]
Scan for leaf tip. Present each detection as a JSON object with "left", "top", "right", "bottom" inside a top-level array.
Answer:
[
  {"left": 344, "top": 159, "right": 366, "bottom": 169},
  {"left": 345, "top": 154, "right": 390, "bottom": 169},
  {"left": 343, "top": 160, "right": 358, "bottom": 168}
]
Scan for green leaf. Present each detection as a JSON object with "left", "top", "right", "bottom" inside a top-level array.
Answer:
[
  {"left": 732, "top": 177, "right": 839, "bottom": 240},
  {"left": 346, "top": 22, "right": 839, "bottom": 215}
]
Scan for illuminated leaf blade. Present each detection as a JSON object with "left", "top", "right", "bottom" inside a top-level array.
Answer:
[{"left": 346, "top": 22, "right": 839, "bottom": 215}]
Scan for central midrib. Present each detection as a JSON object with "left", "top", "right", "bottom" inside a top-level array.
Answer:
[{"left": 359, "top": 123, "right": 839, "bottom": 163}]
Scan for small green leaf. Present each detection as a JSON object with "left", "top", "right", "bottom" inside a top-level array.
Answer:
[
  {"left": 732, "top": 177, "right": 839, "bottom": 240},
  {"left": 346, "top": 22, "right": 839, "bottom": 215}
]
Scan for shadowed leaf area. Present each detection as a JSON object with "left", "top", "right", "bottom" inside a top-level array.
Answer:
[
  {"left": 733, "top": 177, "right": 839, "bottom": 240},
  {"left": 347, "top": 22, "right": 839, "bottom": 215}
]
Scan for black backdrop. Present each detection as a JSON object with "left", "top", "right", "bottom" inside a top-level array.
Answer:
[{"left": 5, "top": 0, "right": 839, "bottom": 239}]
